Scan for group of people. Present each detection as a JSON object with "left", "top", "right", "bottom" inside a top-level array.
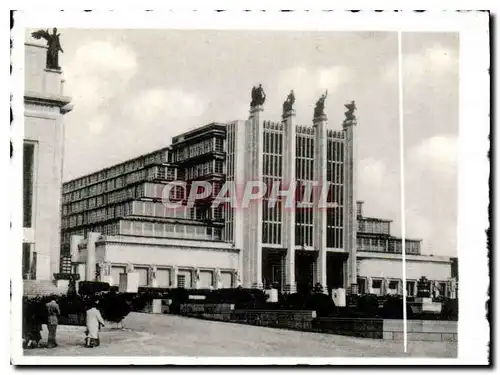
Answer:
[{"left": 23, "top": 298, "right": 106, "bottom": 349}]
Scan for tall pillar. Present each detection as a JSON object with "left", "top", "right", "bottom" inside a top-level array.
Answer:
[
  {"left": 232, "top": 120, "right": 247, "bottom": 287},
  {"left": 85, "top": 232, "right": 100, "bottom": 281},
  {"left": 283, "top": 109, "right": 296, "bottom": 293},
  {"left": 70, "top": 235, "right": 84, "bottom": 264},
  {"left": 313, "top": 114, "right": 328, "bottom": 292},
  {"left": 243, "top": 105, "right": 264, "bottom": 289},
  {"left": 343, "top": 106, "right": 358, "bottom": 292}
]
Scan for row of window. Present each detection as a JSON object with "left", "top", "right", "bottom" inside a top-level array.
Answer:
[
  {"left": 263, "top": 129, "right": 283, "bottom": 155},
  {"left": 184, "top": 160, "right": 224, "bottom": 180},
  {"left": 63, "top": 150, "right": 169, "bottom": 193},
  {"left": 357, "top": 278, "right": 448, "bottom": 297},
  {"left": 62, "top": 166, "right": 175, "bottom": 204},
  {"left": 174, "top": 137, "right": 224, "bottom": 163},
  {"left": 357, "top": 237, "right": 421, "bottom": 254},
  {"left": 358, "top": 220, "right": 391, "bottom": 235},
  {"left": 121, "top": 220, "right": 222, "bottom": 240}
]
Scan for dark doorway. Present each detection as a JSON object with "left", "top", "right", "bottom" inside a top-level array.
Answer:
[
  {"left": 262, "top": 248, "right": 284, "bottom": 290},
  {"left": 327, "top": 252, "right": 348, "bottom": 291},
  {"left": 295, "top": 251, "right": 315, "bottom": 293}
]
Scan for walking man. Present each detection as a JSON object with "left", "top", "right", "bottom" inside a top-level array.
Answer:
[{"left": 45, "top": 299, "right": 60, "bottom": 348}]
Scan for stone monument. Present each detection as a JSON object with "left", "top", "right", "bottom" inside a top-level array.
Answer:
[
  {"left": 250, "top": 84, "right": 266, "bottom": 108},
  {"left": 31, "top": 28, "right": 64, "bottom": 70},
  {"left": 214, "top": 268, "right": 222, "bottom": 289},
  {"left": 149, "top": 265, "right": 158, "bottom": 288},
  {"left": 411, "top": 276, "right": 442, "bottom": 315}
]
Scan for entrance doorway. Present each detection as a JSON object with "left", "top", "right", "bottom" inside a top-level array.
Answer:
[
  {"left": 295, "top": 251, "right": 315, "bottom": 293},
  {"left": 327, "top": 252, "right": 348, "bottom": 291},
  {"left": 262, "top": 248, "right": 284, "bottom": 290}
]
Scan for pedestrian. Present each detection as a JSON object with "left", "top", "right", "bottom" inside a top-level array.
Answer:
[
  {"left": 45, "top": 299, "right": 60, "bottom": 348},
  {"left": 85, "top": 300, "right": 105, "bottom": 348}
]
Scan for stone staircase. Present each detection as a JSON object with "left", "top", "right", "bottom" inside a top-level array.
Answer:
[{"left": 23, "top": 280, "right": 69, "bottom": 297}]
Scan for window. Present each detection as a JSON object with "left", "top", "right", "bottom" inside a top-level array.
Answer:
[
  {"left": 389, "top": 280, "right": 399, "bottom": 290},
  {"left": 23, "top": 143, "right": 35, "bottom": 228},
  {"left": 22, "top": 243, "right": 31, "bottom": 279},
  {"left": 406, "top": 280, "right": 416, "bottom": 296},
  {"left": 177, "top": 274, "right": 186, "bottom": 288},
  {"left": 372, "top": 279, "right": 382, "bottom": 289},
  {"left": 156, "top": 269, "right": 171, "bottom": 287},
  {"left": 136, "top": 268, "right": 148, "bottom": 286}
]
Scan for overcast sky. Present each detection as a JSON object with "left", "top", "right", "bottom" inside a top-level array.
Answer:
[{"left": 26, "top": 29, "right": 458, "bottom": 256}]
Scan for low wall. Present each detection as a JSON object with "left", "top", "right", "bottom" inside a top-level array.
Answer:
[
  {"left": 173, "top": 304, "right": 457, "bottom": 342},
  {"left": 383, "top": 319, "right": 458, "bottom": 342},
  {"left": 231, "top": 310, "right": 317, "bottom": 331},
  {"left": 180, "top": 303, "right": 235, "bottom": 315},
  {"left": 312, "top": 317, "right": 384, "bottom": 339}
]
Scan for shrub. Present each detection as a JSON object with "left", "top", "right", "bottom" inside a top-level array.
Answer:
[
  {"left": 356, "top": 294, "right": 379, "bottom": 317},
  {"left": 380, "top": 295, "right": 405, "bottom": 319},
  {"left": 78, "top": 281, "right": 110, "bottom": 295},
  {"left": 98, "top": 292, "right": 131, "bottom": 322},
  {"left": 441, "top": 298, "right": 458, "bottom": 321},
  {"left": 308, "top": 292, "right": 336, "bottom": 317}
]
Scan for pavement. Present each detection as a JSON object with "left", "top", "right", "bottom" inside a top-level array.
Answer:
[{"left": 24, "top": 312, "right": 457, "bottom": 357}]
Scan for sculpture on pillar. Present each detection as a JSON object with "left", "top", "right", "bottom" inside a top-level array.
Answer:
[
  {"left": 104, "top": 261, "right": 111, "bottom": 276},
  {"left": 148, "top": 265, "right": 157, "bottom": 285},
  {"left": 235, "top": 271, "right": 241, "bottom": 287},
  {"left": 432, "top": 280, "right": 441, "bottom": 298},
  {"left": 282, "top": 90, "right": 295, "bottom": 116},
  {"left": 215, "top": 268, "right": 222, "bottom": 287},
  {"left": 382, "top": 278, "right": 389, "bottom": 295},
  {"left": 250, "top": 84, "right": 266, "bottom": 107},
  {"left": 195, "top": 268, "right": 201, "bottom": 282},
  {"left": 313, "top": 90, "right": 328, "bottom": 119},
  {"left": 126, "top": 263, "right": 135, "bottom": 273},
  {"left": 342, "top": 100, "right": 357, "bottom": 127},
  {"left": 31, "top": 28, "right": 64, "bottom": 70},
  {"left": 448, "top": 277, "right": 457, "bottom": 298}
]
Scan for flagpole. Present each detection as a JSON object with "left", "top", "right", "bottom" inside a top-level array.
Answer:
[{"left": 398, "top": 30, "right": 408, "bottom": 354}]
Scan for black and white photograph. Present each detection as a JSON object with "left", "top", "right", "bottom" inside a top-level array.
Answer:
[{"left": 9, "top": 9, "right": 490, "bottom": 366}]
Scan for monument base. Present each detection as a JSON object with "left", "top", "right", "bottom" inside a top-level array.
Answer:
[{"left": 411, "top": 297, "right": 442, "bottom": 314}]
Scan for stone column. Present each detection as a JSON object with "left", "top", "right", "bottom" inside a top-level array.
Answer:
[
  {"left": 193, "top": 268, "right": 201, "bottom": 289},
  {"left": 214, "top": 268, "right": 222, "bottom": 289},
  {"left": 343, "top": 108, "right": 358, "bottom": 290},
  {"left": 232, "top": 120, "right": 247, "bottom": 287},
  {"left": 244, "top": 105, "right": 264, "bottom": 289},
  {"left": 171, "top": 266, "right": 178, "bottom": 288},
  {"left": 86, "top": 232, "right": 100, "bottom": 281},
  {"left": 70, "top": 235, "right": 84, "bottom": 264},
  {"left": 313, "top": 114, "right": 327, "bottom": 292},
  {"left": 282, "top": 109, "right": 297, "bottom": 293}
]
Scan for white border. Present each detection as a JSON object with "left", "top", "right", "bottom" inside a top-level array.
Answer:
[{"left": 9, "top": 10, "right": 490, "bottom": 366}]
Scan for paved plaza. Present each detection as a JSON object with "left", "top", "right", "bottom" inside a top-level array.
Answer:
[{"left": 24, "top": 313, "right": 457, "bottom": 358}]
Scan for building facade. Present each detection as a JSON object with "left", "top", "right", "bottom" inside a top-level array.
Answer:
[
  {"left": 23, "top": 41, "right": 72, "bottom": 280},
  {"left": 354, "top": 201, "right": 453, "bottom": 297},
  {"left": 64, "top": 95, "right": 455, "bottom": 296}
]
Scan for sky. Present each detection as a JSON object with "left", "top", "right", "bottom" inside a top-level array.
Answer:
[{"left": 25, "top": 29, "right": 458, "bottom": 257}]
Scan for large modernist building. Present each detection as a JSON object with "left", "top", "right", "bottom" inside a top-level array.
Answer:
[
  {"left": 23, "top": 41, "right": 72, "bottom": 281},
  {"left": 62, "top": 94, "right": 455, "bottom": 296}
]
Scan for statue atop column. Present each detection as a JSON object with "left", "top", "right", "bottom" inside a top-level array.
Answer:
[
  {"left": 31, "top": 28, "right": 64, "bottom": 70},
  {"left": 313, "top": 90, "right": 328, "bottom": 119},
  {"left": 250, "top": 84, "right": 266, "bottom": 108},
  {"left": 126, "top": 262, "right": 135, "bottom": 273},
  {"left": 282, "top": 90, "right": 295, "bottom": 117},
  {"left": 342, "top": 100, "right": 357, "bottom": 127},
  {"left": 149, "top": 265, "right": 157, "bottom": 285}
]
